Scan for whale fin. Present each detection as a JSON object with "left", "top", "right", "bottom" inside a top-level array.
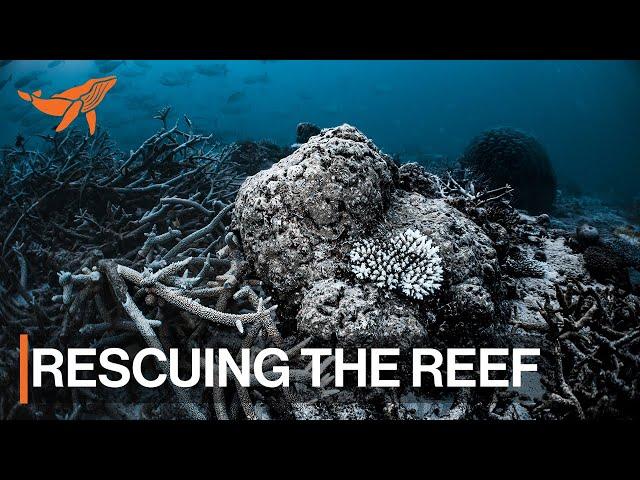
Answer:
[
  {"left": 33, "top": 90, "right": 42, "bottom": 97},
  {"left": 55, "top": 100, "right": 82, "bottom": 132},
  {"left": 85, "top": 110, "right": 96, "bottom": 135},
  {"left": 17, "top": 90, "right": 32, "bottom": 102}
]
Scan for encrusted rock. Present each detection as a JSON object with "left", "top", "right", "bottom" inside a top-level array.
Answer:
[
  {"left": 233, "top": 124, "right": 397, "bottom": 306},
  {"left": 297, "top": 279, "right": 426, "bottom": 347},
  {"left": 233, "top": 124, "right": 502, "bottom": 347}
]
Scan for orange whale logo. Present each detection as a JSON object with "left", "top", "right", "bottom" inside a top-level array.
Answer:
[{"left": 17, "top": 75, "right": 117, "bottom": 135}]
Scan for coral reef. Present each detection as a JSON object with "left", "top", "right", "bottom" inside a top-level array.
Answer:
[
  {"left": 459, "top": 127, "right": 557, "bottom": 214},
  {"left": 1, "top": 120, "right": 638, "bottom": 420}
]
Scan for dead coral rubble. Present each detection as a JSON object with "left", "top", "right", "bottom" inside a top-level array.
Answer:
[{"left": 0, "top": 121, "right": 324, "bottom": 420}]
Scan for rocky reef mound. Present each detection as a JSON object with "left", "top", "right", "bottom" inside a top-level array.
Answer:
[
  {"left": 233, "top": 125, "right": 502, "bottom": 347},
  {"left": 459, "top": 127, "right": 557, "bottom": 214}
]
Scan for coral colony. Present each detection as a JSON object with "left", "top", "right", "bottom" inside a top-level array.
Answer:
[{"left": 350, "top": 228, "right": 444, "bottom": 300}]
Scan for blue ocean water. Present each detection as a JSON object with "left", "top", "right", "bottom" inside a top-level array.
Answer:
[{"left": 1, "top": 60, "right": 638, "bottom": 203}]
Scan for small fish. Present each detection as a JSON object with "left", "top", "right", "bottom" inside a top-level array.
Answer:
[
  {"left": 0, "top": 60, "right": 13, "bottom": 67},
  {"left": 194, "top": 63, "right": 228, "bottom": 77},
  {"left": 47, "top": 60, "right": 65, "bottom": 68},
  {"left": 159, "top": 70, "right": 193, "bottom": 87},
  {"left": 28, "top": 78, "right": 52, "bottom": 90},
  {"left": 0, "top": 74, "right": 13, "bottom": 91},
  {"left": 183, "top": 114, "right": 192, "bottom": 128},
  {"left": 14, "top": 71, "right": 42, "bottom": 89},
  {"left": 98, "top": 60, "right": 125, "bottom": 74},
  {"left": 227, "top": 91, "right": 246, "bottom": 104},
  {"left": 133, "top": 60, "right": 152, "bottom": 69},
  {"left": 243, "top": 72, "right": 269, "bottom": 85}
]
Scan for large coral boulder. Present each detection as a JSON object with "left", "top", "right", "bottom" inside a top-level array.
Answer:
[
  {"left": 459, "top": 127, "right": 557, "bottom": 214},
  {"left": 232, "top": 125, "right": 396, "bottom": 303},
  {"left": 233, "top": 125, "right": 500, "bottom": 347}
]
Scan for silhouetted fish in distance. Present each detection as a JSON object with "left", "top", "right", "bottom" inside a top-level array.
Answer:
[
  {"left": 28, "top": 78, "right": 52, "bottom": 91},
  {"left": 133, "top": 60, "right": 152, "bottom": 69},
  {"left": 195, "top": 63, "right": 228, "bottom": 77},
  {"left": 48, "top": 60, "right": 65, "bottom": 68},
  {"left": 14, "top": 71, "right": 43, "bottom": 89},
  {"left": 98, "top": 60, "right": 125, "bottom": 74},
  {"left": 227, "top": 91, "right": 246, "bottom": 104},
  {"left": 160, "top": 70, "right": 193, "bottom": 87}
]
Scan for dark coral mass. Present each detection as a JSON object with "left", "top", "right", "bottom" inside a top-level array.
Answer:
[{"left": 460, "top": 127, "right": 557, "bottom": 214}]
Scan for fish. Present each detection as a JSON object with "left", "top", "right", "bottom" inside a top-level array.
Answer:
[
  {"left": 16, "top": 75, "right": 117, "bottom": 135},
  {"left": 47, "top": 60, "right": 65, "bottom": 68},
  {"left": 0, "top": 60, "right": 13, "bottom": 67},
  {"left": 194, "top": 63, "right": 228, "bottom": 77},
  {"left": 123, "top": 92, "right": 155, "bottom": 109},
  {"left": 159, "top": 70, "right": 193, "bottom": 87},
  {"left": 0, "top": 74, "right": 13, "bottom": 91},
  {"left": 227, "top": 91, "right": 246, "bottom": 104},
  {"left": 133, "top": 60, "right": 152, "bottom": 69},
  {"left": 98, "top": 60, "right": 125, "bottom": 74},
  {"left": 14, "top": 71, "right": 43, "bottom": 89},
  {"left": 243, "top": 72, "right": 269, "bottom": 85},
  {"left": 28, "top": 78, "right": 52, "bottom": 90}
]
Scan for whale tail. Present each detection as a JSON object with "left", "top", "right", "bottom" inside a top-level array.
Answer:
[
  {"left": 17, "top": 90, "right": 32, "bottom": 102},
  {"left": 17, "top": 90, "right": 42, "bottom": 102}
]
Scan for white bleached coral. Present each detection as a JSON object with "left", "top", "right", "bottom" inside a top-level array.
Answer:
[{"left": 349, "top": 228, "right": 444, "bottom": 300}]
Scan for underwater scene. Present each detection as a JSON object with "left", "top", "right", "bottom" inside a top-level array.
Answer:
[{"left": 0, "top": 59, "right": 639, "bottom": 420}]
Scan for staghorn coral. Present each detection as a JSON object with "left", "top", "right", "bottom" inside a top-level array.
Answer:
[
  {"left": 513, "top": 282, "right": 640, "bottom": 419},
  {"left": 0, "top": 118, "right": 327, "bottom": 421},
  {"left": 349, "top": 228, "right": 443, "bottom": 300}
]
